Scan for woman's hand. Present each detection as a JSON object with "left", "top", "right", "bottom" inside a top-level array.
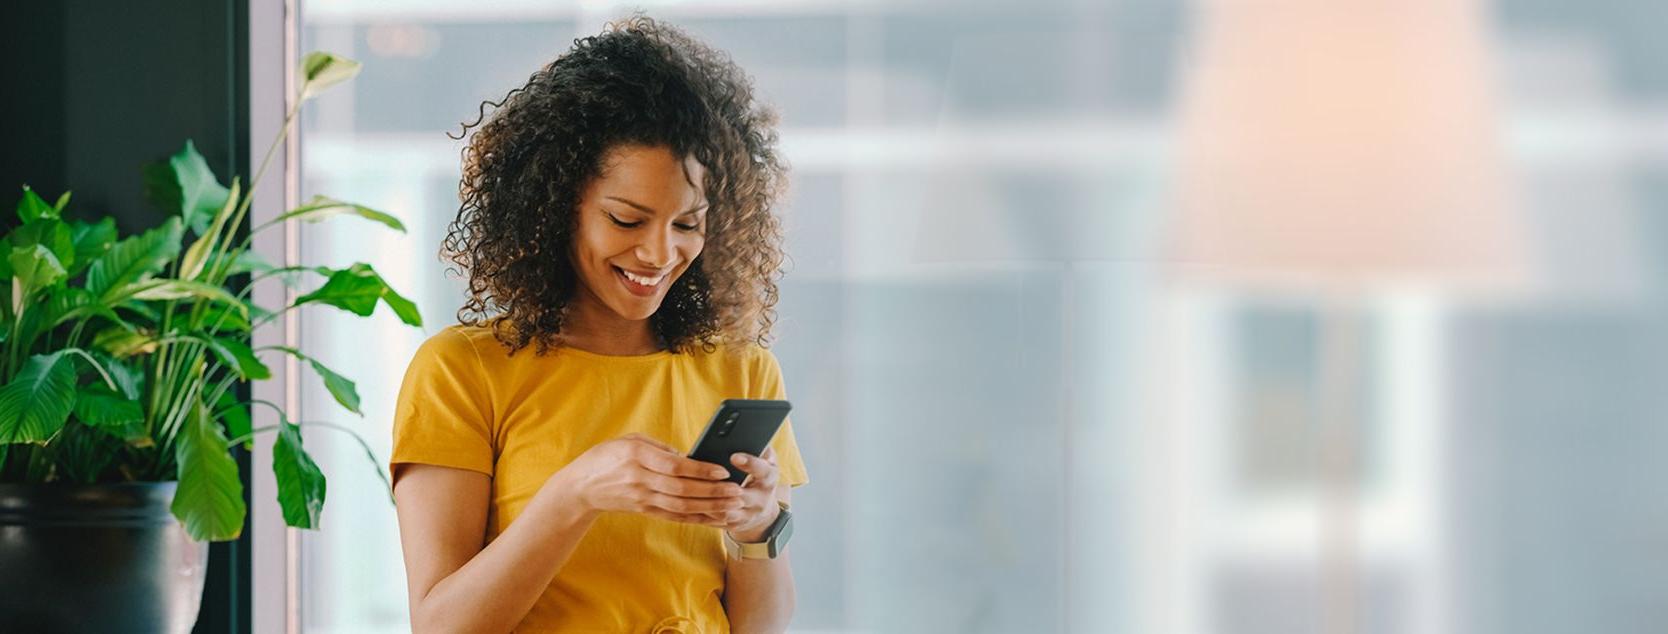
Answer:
[
  {"left": 721, "top": 446, "right": 784, "bottom": 542},
  {"left": 556, "top": 433, "right": 744, "bottom": 526}
]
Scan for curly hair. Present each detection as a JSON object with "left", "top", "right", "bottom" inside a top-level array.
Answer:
[{"left": 441, "top": 16, "right": 788, "bottom": 356}]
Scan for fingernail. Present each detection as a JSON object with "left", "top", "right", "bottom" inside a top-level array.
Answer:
[
  {"left": 734, "top": 454, "right": 749, "bottom": 465},
  {"left": 712, "top": 469, "right": 728, "bottom": 479}
]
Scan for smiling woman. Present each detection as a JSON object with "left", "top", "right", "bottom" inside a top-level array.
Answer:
[
  {"left": 389, "top": 15, "right": 806, "bottom": 634},
  {"left": 566, "top": 145, "right": 712, "bottom": 350},
  {"left": 439, "top": 15, "right": 787, "bottom": 359}
]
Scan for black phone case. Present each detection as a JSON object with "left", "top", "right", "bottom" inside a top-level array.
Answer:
[{"left": 687, "top": 399, "right": 792, "bottom": 484}]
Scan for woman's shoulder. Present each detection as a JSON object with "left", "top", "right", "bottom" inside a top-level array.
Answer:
[
  {"left": 678, "top": 338, "right": 780, "bottom": 380},
  {"left": 410, "top": 323, "right": 498, "bottom": 367}
]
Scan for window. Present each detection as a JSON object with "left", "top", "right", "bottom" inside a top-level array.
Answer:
[{"left": 277, "top": 1, "right": 1668, "bottom": 632}]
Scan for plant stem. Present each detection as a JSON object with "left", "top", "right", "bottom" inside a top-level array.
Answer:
[
  {"left": 198, "top": 263, "right": 320, "bottom": 337},
  {"left": 251, "top": 302, "right": 304, "bottom": 330},
  {"left": 226, "top": 424, "right": 280, "bottom": 448},
  {"left": 66, "top": 314, "right": 92, "bottom": 349},
  {"left": 238, "top": 398, "right": 394, "bottom": 504},
  {"left": 206, "top": 372, "right": 238, "bottom": 411},
  {"left": 147, "top": 300, "right": 177, "bottom": 436},
  {"left": 7, "top": 285, "right": 30, "bottom": 379},
  {"left": 203, "top": 91, "right": 304, "bottom": 290},
  {"left": 153, "top": 354, "right": 207, "bottom": 464},
  {"left": 61, "top": 348, "right": 120, "bottom": 393}
]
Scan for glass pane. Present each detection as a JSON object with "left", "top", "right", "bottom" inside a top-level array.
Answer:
[{"left": 291, "top": 1, "right": 1668, "bottom": 632}]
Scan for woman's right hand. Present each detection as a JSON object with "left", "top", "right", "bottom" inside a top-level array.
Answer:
[{"left": 554, "top": 433, "right": 744, "bottom": 526}]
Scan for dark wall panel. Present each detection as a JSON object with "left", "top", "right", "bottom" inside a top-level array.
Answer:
[{"left": 0, "top": 2, "right": 253, "bottom": 633}]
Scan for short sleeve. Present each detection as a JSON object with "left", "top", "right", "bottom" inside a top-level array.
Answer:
[
  {"left": 390, "top": 327, "right": 496, "bottom": 482},
  {"left": 751, "top": 347, "right": 809, "bottom": 488}
]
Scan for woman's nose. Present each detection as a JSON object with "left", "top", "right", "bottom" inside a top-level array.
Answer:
[{"left": 635, "top": 225, "right": 676, "bottom": 268}]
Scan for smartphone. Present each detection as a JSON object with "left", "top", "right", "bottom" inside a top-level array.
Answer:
[{"left": 687, "top": 399, "right": 792, "bottom": 484}]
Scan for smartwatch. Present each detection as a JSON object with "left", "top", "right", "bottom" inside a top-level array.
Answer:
[{"left": 726, "top": 500, "right": 793, "bottom": 560}]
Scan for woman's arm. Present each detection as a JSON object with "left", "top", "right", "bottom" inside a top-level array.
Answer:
[
  {"left": 395, "top": 433, "right": 744, "bottom": 633},
  {"left": 394, "top": 463, "right": 598, "bottom": 633},
  {"left": 721, "top": 450, "right": 798, "bottom": 634}
]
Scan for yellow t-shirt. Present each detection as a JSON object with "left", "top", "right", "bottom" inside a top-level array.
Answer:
[{"left": 390, "top": 324, "right": 809, "bottom": 634}]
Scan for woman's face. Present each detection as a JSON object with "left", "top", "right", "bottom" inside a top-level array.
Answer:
[{"left": 569, "top": 144, "right": 709, "bottom": 324}]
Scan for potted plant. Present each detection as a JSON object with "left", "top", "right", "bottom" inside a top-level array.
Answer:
[{"left": 0, "top": 52, "right": 420, "bottom": 632}]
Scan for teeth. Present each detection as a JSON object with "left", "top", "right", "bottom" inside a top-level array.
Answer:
[{"left": 620, "top": 269, "right": 664, "bottom": 286}]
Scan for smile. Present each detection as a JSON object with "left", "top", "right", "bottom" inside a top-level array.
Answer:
[{"left": 614, "top": 265, "right": 666, "bottom": 296}]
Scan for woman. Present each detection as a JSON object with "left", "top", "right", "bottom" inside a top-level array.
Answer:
[{"left": 390, "top": 17, "right": 807, "bottom": 634}]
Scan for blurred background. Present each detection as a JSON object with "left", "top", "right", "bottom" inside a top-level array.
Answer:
[{"left": 283, "top": 0, "right": 1668, "bottom": 633}]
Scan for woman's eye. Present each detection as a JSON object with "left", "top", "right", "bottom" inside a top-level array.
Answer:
[
  {"left": 674, "top": 223, "right": 700, "bottom": 232},
  {"left": 607, "top": 215, "right": 640, "bottom": 228}
]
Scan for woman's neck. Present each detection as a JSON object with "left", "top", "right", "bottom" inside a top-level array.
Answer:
[{"left": 560, "top": 294, "right": 661, "bottom": 356}]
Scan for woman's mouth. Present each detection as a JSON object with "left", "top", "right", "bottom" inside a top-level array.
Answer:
[{"left": 614, "top": 265, "right": 666, "bottom": 297}]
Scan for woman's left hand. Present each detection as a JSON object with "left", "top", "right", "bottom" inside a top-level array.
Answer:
[{"left": 723, "top": 446, "right": 782, "bottom": 543}]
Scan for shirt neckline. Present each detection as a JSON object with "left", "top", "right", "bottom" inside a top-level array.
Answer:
[{"left": 554, "top": 344, "right": 675, "bottom": 362}]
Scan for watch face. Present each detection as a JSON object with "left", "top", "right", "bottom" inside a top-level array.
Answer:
[{"left": 768, "top": 510, "right": 793, "bottom": 558}]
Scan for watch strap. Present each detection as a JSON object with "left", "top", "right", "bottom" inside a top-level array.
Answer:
[{"left": 727, "top": 501, "right": 793, "bottom": 560}]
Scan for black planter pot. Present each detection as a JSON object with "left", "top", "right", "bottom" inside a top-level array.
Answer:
[{"left": 0, "top": 481, "right": 208, "bottom": 633}]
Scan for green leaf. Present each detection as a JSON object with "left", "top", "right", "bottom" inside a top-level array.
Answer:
[
  {"left": 43, "top": 285, "right": 100, "bottom": 323},
  {"left": 72, "top": 384, "right": 144, "bottom": 440},
  {"left": 0, "top": 352, "right": 77, "bottom": 443},
  {"left": 51, "top": 191, "right": 70, "bottom": 213},
  {"left": 127, "top": 279, "right": 247, "bottom": 319},
  {"left": 202, "top": 335, "right": 270, "bottom": 381},
  {"left": 97, "top": 352, "right": 145, "bottom": 400},
  {"left": 68, "top": 217, "right": 117, "bottom": 277},
  {"left": 309, "top": 357, "right": 360, "bottom": 415},
  {"left": 179, "top": 178, "right": 241, "bottom": 281},
  {"left": 92, "top": 325, "right": 157, "bottom": 358},
  {"left": 179, "top": 176, "right": 241, "bottom": 280},
  {"left": 29, "top": 287, "right": 121, "bottom": 348},
  {"left": 9, "top": 244, "right": 67, "bottom": 291},
  {"left": 47, "top": 292, "right": 126, "bottom": 337},
  {"left": 115, "top": 299, "right": 161, "bottom": 322},
  {"left": 273, "top": 422, "right": 327, "bottom": 529},
  {"left": 86, "top": 217, "right": 183, "bottom": 300},
  {"left": 267, "top": 196, "right": 405, "bottom": 232},
  {"left": 380, "top": 287, "right": 422, "bottom": 327},
  {"left": 16, "top": 185, "right": 58, "bottom": 223},
  {"left": 215, "top": 389, "right": 251, "bottom": 450},
  {"left": 9, "top": 246, "right": 67, "bottom": 336},
  {"left": 172, "top": 400, "right": 246, "bottom": 541},
  {"left": 299, "top": 52, "right": 361, "bottom": 101},
  {"left": 143, "top": 140, "right": 230, "bottom": 235},
  {"left": 266, "top": 346, "right": 361, "bottom": 415},
  {"left": 293, "top": 265, "right": 378, "bottom": 315},
  {"left": 10, "top": 219, "right": 76, "bottom": 270},
  {"left": 292, "top": 262, "right": 422, "bottom": 327}
]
